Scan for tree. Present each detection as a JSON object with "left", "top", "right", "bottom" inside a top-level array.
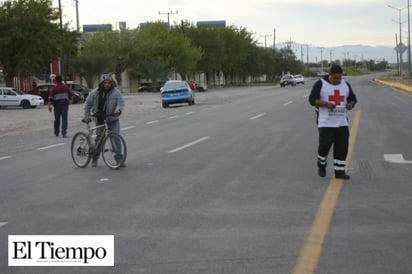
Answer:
[
  {"left": 175, "top": 22, "right": 225, "bottom": 85},
  {"left": 0, "top": 0, "right": 78, "bottom": 87},
  {"left": 127, "top": 22, "right": 202, "bottom": 84},
  {"left": 247, "top": 46, "right": 276, "bottom": 81},
  {"left": 68, "top": 55, "right": 111, "bottom": 89},
  {"left": 81, "top": 28, "right": 134, "bottom": 87},
  {"left": 219, "top": 26, "right": 255, "bottom": 84}
]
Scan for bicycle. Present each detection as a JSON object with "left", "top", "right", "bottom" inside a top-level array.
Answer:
[{"left": 70, "top": 115, "right": 127, "bottom": 169}]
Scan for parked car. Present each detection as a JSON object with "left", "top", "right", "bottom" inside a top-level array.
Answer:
[
  {"left": 137, "top": 81, "right": 165, "bottom": 92},
  {"left": 66, "top": 82, "right": 90, "bottom": 99},
  {"left": 0, "top": 87, "right": 44, "bottom": 109},
  {"left": 186, "top": 80, "right": 196, "bottom": 91},
  {"left": 27, "top": 84, "right": 84, "bottom": 104},
  {"left": 294, "top": 74, "right": 305, "bottom": 84},
  {"left": 280, "top": 75, "right": 296, "bottom": 87},
  {"left": 188, "top": 80, "right": 208, "bottom": 92},
  {"left": 160, "top": 80, "right": 195, "bottom": 108}
]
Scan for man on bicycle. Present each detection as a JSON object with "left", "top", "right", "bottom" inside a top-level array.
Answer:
[{"left": 83, "top": 74, "right": 125, "bottom": 167}]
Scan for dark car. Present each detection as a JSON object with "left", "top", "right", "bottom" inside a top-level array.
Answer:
[
  {"left": 137, "top": 81, "right": 165, "bottom": 92},
  {"left": 279, "top": 75, "right": 296, "bottom": 87},
  {"left": 190, "top": 80, "right": 208, "bottom": 92},
  {"left": 66, "top": 82, "right": 90, "bottom": 99},
  {"left": 27, "top": 84, "right": 84, "bottom": 104},
  {"left": 137, "top": 82, "right": 155, "bottom": 92}
]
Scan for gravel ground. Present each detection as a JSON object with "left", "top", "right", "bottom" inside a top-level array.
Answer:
[{"left": 0, "top": 93, "right": 162, "bottom": 137}]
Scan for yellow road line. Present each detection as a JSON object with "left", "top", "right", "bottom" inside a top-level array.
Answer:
[
  {"left": 292, "top": 110, "right": 361, "bottom": 274},
  {"left": 374, "top": 79, "right": 412, "bottom": 93}
]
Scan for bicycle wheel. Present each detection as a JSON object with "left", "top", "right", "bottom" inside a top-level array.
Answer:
[
  {"left": 71, "top": 132, "right": 92, "bottom": 168},
  {"left": 102, "top": 132, "right": 127, "bottom": 169}
]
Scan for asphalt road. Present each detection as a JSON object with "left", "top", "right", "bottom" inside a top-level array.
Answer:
[{"left": 0, "top": 74, "right": 411, "bottom": 274}]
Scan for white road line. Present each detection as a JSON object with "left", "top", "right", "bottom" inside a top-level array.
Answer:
[
  {"left": 0, "top": 155, "right": 13, "bottom": 161},
  {"left": 284, "top": 101, "right": 293, "bottom": 106},
  {"left": 168, "top": 115, "right": 178, "bottom": 119},
  {"left": 37, "top": 143, "right": 66, "bottom": 150},
  {"left": 384, "top": 154, "right": 412, "bottom": 164},
  {"left": 0, "top": 222, "right": 8, "bottom": 228},
  {"left": 146, "top": 120, "right": 160, "bottom": 125},
  {"left": 249, "top": 113, "right": 266, "bottom": 120},
  {"left": 168, "top": 136, "right": 210, "bottom": 153},
  {"left": 186, "top": 111, "right": 194, "bottom": 115},
  {"left": 122, "top": 126, "right": 135, "bottom": 130}
]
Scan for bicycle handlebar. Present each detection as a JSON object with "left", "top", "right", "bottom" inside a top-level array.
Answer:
[{"left": 82, "top": 112, "right": 120, "bottom": 123}]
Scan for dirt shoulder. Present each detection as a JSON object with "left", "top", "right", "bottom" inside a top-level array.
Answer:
[{"left": 0, "top": 93, "right": 161, "bottom": 137}]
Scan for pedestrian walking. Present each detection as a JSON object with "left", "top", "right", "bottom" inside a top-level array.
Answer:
[
  {"left": 48, "top": 75, "right": 74, "bottom": 138},
  {"left": 308, "top": 64, "right": 358, "bottom": 179}
]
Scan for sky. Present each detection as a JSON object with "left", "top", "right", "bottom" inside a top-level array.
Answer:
[{"left": 54, "top": 0, "right": 409, "bottom": 62}]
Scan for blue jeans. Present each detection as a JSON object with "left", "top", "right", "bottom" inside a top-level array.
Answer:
[
  {"left": 53, "top": 106, "right": 68, "bottom": 136},
  {"left": 93, "top": 119, "right": 123, "bottom": 162}
]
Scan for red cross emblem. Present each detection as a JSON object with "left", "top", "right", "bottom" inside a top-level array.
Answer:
[{"left": 328, "top": 90, "right": 345, "bottom": 105}]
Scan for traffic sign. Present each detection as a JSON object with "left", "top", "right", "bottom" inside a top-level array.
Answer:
[{"left": 394, "top": 42, "right": 407, "bottom": 54}]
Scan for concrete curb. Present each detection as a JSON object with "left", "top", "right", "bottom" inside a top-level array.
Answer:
[{"left": 374, "top": 78, "right": 412, "bottom": 93}]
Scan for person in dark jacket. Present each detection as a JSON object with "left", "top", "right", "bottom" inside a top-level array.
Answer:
[
  {"left": 48, "top": 75, "right": 74, "bottom": 138},
  {"left": 308, "top": 65, "right": 357, "bottom": 180},
  {"left": 83, "top": 74, "right": 125, "bottom": 167}
]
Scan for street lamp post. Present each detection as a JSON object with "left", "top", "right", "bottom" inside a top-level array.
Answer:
[{"left": 388, "top": 4, "right": 408, "bottom": 79}]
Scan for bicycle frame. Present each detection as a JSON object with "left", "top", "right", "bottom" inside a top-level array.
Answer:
[
  {"left": 71, "top": 118, "right": 127, "bottom": 169},
  {"left": 86, "top": 122, "right": 108, "bottom": 150}
]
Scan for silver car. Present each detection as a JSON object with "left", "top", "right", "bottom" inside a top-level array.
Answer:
[{"left": 294, "top": 74, "right": 305, "bottom": 85}]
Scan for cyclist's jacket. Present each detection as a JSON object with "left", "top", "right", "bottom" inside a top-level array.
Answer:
[
  {"left": 48, "top": 83, "right": 73, "bottom": 108},
  {"left": 84, "top": 86, "right": 125, "bottom": 123}
]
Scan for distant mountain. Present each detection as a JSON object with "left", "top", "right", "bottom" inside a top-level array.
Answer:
[
  {"left": 279, "top": 44, "right": 399, "bottom": 64},
  {"left": 330, "top": 45, "right": 396, "bottom": 63}
]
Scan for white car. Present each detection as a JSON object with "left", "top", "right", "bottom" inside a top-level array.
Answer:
[
  {"left": 294, "top": 74, "right": 304, "bottom": 84},
  {"left": 0, "top": 87, "right": 44, "bottom": 109}
]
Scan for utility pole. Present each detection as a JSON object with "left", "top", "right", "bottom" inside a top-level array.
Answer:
[
  {"left": 408, "top": 0, "right": 411, "bottom": 79},
  {"left": 74, "top": 0, "right": 80, "bottom": 32},
  {"left": 388, "top": 4, "right": 408, "bottom": 79},
  {"left": 260, "top": 34, "right": 271, "bottom": 48},
  {"left": 395, "top": 34, "right": 400, "bottom": 75},
  {"left": 319, "top": 47, "right": 324, "bottom": 72},
  {"left": 300, "top": 45, "right": 304, "bottom": 63},
  {"left": 158, "top": 10, "right": 178, "bottom": 30},
  {"left": 58, "top": 0, "right": 64, "bottom": 81},
  {"left": 74, "top": 0, "right": 82, "bottom": 84},
  {"left": 306, "top": 45, "right": 309, "bottom": 65},
  {"left": 329, "top": 49, "right": 334, "bottom": 65}
]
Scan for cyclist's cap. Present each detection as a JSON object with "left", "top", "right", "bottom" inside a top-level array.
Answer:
[{"left": 100, "top": 74, "right": 113, "bottom": 83}]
